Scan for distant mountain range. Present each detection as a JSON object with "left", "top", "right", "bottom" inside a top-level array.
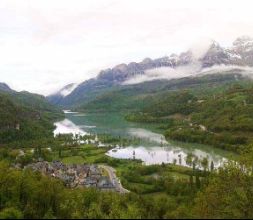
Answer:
[{"left": 48, "top": 36, "right": 253, "bottom": 109}]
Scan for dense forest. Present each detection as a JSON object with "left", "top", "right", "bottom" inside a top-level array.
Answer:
[
  {"left": 126, "top": 83, "right": 253, "bottom": 152},
  {"left": 1, "top": 78, "right": 253, "bottom": 219},
  {"left": 3, "top": 1, "right": 253, "bottom": 217},
  {"left": 0, "top": 90, "right": 64, "bottom": 145},
  {"left": 1, "top": 143, "right": 253, "bottom": 219},
  {"left": 76, "top": 73, "right": 247, "bottom": 112},
  {"left": 77, "top": 73, "right": 253, "bottom": 152}
]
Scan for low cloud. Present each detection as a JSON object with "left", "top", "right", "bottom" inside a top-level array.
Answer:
[
  {"left": 123, "top": 63, "right": 202, "bottom": 85},
  {"left": 59, "top": 83, "right": 79, "bottom": 97},
  {"left": 200, "top": 65, "right": 253, "bottom": 76},
  {"left": 199, "top": 65, "right": 253, "bottom": 79},
  {"left": 123, "top": 64, "right": 253, "bottom": 85}
]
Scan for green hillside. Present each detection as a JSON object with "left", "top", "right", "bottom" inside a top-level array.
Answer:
[
  {"left": 77, "top": 73, "right": 248, "bottom": 112},
  {"left": 0, "top": 90, "right": 64, "bottom": 145},
  {"left": 125, "top": 83, "right": 253, "bottom": 152},
  {"left": 68, "top": 73, "right": 253, "bottom": 152}
]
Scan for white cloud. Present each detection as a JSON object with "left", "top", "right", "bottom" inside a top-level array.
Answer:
[
  {"left": 123, "top": 64, "right": 253, "bottom": 85},
  {"left": 123, "top": 63, "right": 202, "bottom": 85},
  {"left": 0, "top": 0, "right": 253, "bottom": 94},
  {"left": 200, "top": 65, "right": 253, "bottom": 79},
  {"left": 59, "top": 83, "right": 79, "bottom": 97}
]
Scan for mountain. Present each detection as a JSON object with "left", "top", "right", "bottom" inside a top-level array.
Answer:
[
  {"left": 0, "top": 83, "right": 64, "bottom": 144},
  {"left": 47, "top": 36, "right": 253, "bottom": 109},
  {"left": 0, "top": 82, "right": 14, "bottom": 93},
  {"left": 47, "top": 83, "right": 78, "bottom": 107},
  {"left": 125, "top": 83, "right": 253, "bottom": 152},
  {"left": 78, "top": 72, "right": 250, "bottom": 112},
  {"left": 200, "top": 37, "right": 253, "bottom": 67}
]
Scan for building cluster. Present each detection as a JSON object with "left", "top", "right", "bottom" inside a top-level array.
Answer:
[{"left": 25, "top": 161, "right": 115, "bottom": 190}]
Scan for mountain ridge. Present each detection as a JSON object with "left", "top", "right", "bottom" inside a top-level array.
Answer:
[
  {"left": 0, "top": 82, "right": 14, "bottom": 93},
  {"left": 0, "top": 83, "right": 64, "bottom": 144},
  {"left": 48, "top": 36, "right": 253, "bottom": 108}
]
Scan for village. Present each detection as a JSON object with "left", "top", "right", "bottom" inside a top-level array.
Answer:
[{"left": 25, "top": 161, "right": 117, "bottom": 191}]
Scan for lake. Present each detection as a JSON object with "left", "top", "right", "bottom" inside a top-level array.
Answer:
[{"left": 54, "top": 112, "right": 233, "bottom": 168}]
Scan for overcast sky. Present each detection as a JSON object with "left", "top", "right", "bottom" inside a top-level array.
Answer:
[{"left": 1, "top": 0, "right": 253, "bottom": 95}]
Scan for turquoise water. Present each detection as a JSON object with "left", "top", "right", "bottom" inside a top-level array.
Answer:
[{"left": 54, "top": 112, "right": 233, "bottom": 168}]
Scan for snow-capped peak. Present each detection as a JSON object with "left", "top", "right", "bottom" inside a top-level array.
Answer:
[{"left": 233, "top": 36, "right": 253, "bottom": 52}]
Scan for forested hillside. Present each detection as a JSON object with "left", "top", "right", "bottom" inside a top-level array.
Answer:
[
  {"left": 0, "top": 86, "right": 64, "bottom": 145},
  {"left": 77, "top": 73, "right": 248, "bottom": 112},
  {"left": 126, "top": 83, "right": 253, "bottom": 152},
  {"left": 61, "top": 72, "right": 253, "bottom": 152},
  {"left": 1, "top": 144, "right": 253, "bottom": 219}
]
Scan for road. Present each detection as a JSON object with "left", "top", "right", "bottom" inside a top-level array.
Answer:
[{"left": 99, "top": 165, "right": 130, "bottom": 194}]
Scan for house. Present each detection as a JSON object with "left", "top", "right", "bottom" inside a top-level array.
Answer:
[
  {"left": 52, "top": 161, "right": 66, "bottom": 171},
  {"left": 76, "top": 165, "right": 89, "bottom": 177},
  {"left": 98, "top": 176, "right": 114, "bottom": 190},
  {"left": 24, "top": 161, "right": 116, "bottom": 191},
  {"left": 89, "top": 165, "right": 100, "bottom": 175},
  {"left": 83, "top": 177, "right": 97, "bottom": 187}
]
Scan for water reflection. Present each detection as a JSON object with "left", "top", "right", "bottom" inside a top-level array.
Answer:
[
  {"left": 54, "top": 114, "right": 228, "bottom": 168},
  {"left": 128, "top": 128, "right": 168, "bottom": 145},
  {"left": 54, "top": 119, "right": 87, "bottom": 136},
  {"left": 106, "top": 145, "right": 226, "bottom": 168}
]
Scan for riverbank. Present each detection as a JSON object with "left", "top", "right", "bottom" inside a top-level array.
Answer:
[
  {"left": 8, "top": 139, "right": 198, "bottom": 196},
  {"left": 54, "top": 112, "right": 232, "bottom": 168}
]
